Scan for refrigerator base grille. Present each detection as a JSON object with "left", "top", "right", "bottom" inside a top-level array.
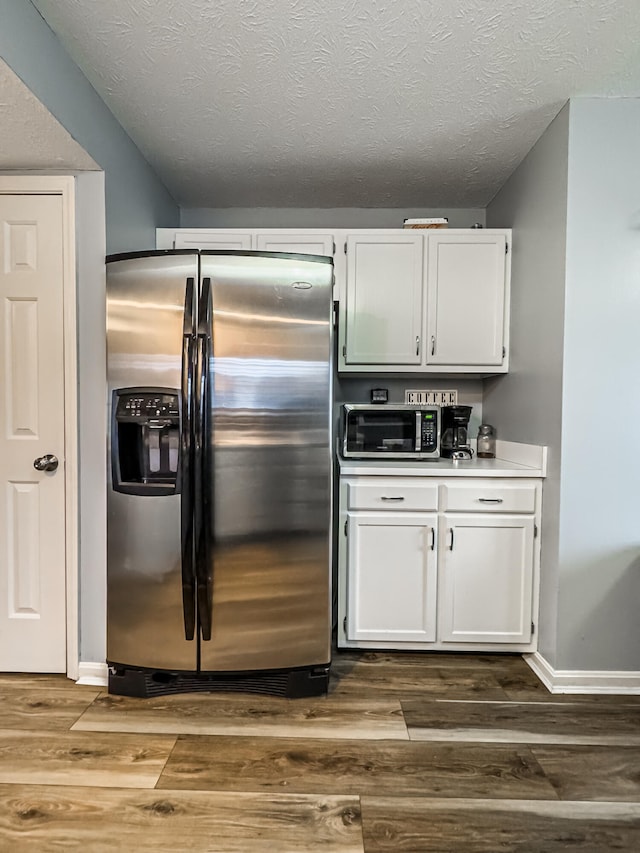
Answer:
[{"left": 107, "top": 664, "right": 330, "bottom": 699}]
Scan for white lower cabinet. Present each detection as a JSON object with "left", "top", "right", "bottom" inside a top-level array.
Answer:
[
  {"left": 338, "top": 475, "right": 541, "bottom": 652},
  {"left": 346, "top": 512, "right": 437, "bottom": 643},
  {"left": 438, "top": 514, "right": 534, "bottom": 644}
]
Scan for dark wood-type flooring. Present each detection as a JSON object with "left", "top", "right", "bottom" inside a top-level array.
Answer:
[{"left": 1, "top": 652, "right": 639, "bottom": 851}]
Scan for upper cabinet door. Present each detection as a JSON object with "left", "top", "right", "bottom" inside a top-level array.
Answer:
[
  {"left": 255, "top": 233, "right": 334, "bottom": 257},
  {"left": 174, "top": 230, "right": 253, "bottom": 250},
  {"left": 345, "top": 234, "right": 423, "bottom": 365},
  {"left": 426, "top": 233, "right": 507, "bottom": 366}
]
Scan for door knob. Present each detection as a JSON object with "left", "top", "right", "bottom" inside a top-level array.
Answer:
[{"left": 33, "top": 454, "right": 59, "bottom": 472}]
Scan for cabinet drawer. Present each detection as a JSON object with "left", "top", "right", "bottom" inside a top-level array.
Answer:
[
  {"left": 347, "top": 479, "right": 438, "bottom": 511},
  {"left": 441, "top": 482, "right": 537, "bottom": 513}
]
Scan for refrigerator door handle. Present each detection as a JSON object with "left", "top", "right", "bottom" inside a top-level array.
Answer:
[
  {"left": 194, "top": 276, "right": 213, "bottom": 641},
  {"left": 180, "top": 277, "right": 197, "bottom": 641}
]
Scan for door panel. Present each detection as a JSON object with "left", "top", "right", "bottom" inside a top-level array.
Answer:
[
  {"left": 345, "top": 234, "right": 423, "bottom": 364},
  {"left": 0, "top": 194, "right": 66, "bottom": 671},
  {"left": 439, "top": 514, "right": 534, "bottom": 643},
  {"left": 174, "top": 231, "right": 253, "bottom": 250},
  {"left": 255, "top": 233, "right": 334, "bottom": 257},
  {"left": 106, "top": 253, "right": 198, "bottom": 671},
  {"left": 200, "top": 253, "right": 333, "bottom": 672},
  {"left": 427, "top": 234, "right": 506, "bottom": 366},
  {"left": 347, "top": 512, "right": 437, "bottom": 643}
]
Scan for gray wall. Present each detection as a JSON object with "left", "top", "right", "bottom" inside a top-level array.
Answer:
[
  {"left": 557, "top": 98, "right": 640, "bottom": 671},
  {"left": 75, "top": 172, "right": 107, "bottom": 663},
  {"left": 0, "top": 0, "right": 179, "bottom": 253},
  {"left": 487, "top": 98, "right": 640, "bottom": 674},
  {"left": 485, "top": 104, "right": 570, "bottom": 668},
  {"left": 180, "top": 207, "right": 486, "bottom": 229}
]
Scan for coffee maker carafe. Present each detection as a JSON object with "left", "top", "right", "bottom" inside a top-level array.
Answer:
[{"left": 440, "top": 405, "right": 473, "bottom": 459}]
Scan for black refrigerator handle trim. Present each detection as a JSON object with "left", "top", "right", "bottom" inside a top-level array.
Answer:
[
  {"left": 194, "top": 276, "right": 213, "bottom": 641},
  {"left": 180, "top": 276, "right": 196, "bottom": 641}
]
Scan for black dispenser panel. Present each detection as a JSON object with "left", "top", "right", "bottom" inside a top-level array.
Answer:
[{"left": 111, "top": 388, "right": 181, "bottom": 496}]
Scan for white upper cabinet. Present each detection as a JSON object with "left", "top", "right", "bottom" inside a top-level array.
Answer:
[
  {"left": 160, "top": 229, "right": 334, "bottom": 257},
  {"left": 158, "top": 227, "right": 511, "bottom": 375},
  {"left": 338, "top": 228, "right": 511, "bottom": 375},
  {"left": 173, "top": 230, "right": 253, "bottom": 250},
  {"left": 426, "top": 232, "right": 507, "bottom": 366},
  {"left": 343, "top": 233, "right": 423, "bottom": 365},
  {"left": 255, "top": 233, "right": 334, "bottom": 257}
]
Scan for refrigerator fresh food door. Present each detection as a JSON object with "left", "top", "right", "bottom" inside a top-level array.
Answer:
[
  {"left": 106, "top": 251, "right": 198, "bottom": 671},
  {"left": 199, "top": 252, "right": 333, "bottom": 672}
]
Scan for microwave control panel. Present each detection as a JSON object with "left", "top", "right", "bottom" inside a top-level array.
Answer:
[{"left": 420, "top": 411, "right": 438, "bottom": 452}]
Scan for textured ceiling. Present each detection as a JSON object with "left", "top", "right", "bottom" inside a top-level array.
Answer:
[
  {"left": 31, "top": 0, "right": 640, "bottom": 208},
  {"left": 0, "top": 58, "right": 98, "bottom": 172}
]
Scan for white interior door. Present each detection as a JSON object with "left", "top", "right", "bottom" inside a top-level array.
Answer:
[{"left": 0, "top": 193, "right": 67, "bottom": 671}]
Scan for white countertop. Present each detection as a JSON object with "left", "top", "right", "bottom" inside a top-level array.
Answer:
[{"left": 339, "top": 440, "right": 547, "bottom": 478}]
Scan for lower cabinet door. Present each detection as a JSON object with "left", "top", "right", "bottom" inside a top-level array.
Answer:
[
  {"left": 439, "top": 514, "right": 534, "bottom": 644},
  {"left": 347, "top": 512, "right": 437, "bottom": 643}
]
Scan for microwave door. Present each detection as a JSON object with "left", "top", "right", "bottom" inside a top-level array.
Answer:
[
  {"left": 342, "top": 405, "right": 440, "bottom": 458},
  {"left": 344, "top": 409, "right": 417, "bottom": 457}
]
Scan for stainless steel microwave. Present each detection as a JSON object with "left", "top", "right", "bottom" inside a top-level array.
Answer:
[{"left": 342, "top": 404, "right": 440, "bottom": 459}]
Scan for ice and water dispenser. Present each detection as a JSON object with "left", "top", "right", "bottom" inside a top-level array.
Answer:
[{"left": 111, "top": 388, "right": 180, "bottom": 495}]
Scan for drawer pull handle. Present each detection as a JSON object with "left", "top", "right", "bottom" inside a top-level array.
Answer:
[
  {"left": 430, "top": 528, "right": 436, "bottom": 550},
  {"left": 448, "top": 528, "right": 454, "bottom": 550},
  {"left": 381, "top": 496, "right": 405, "bottom": 501},
  {"left": 478, "top": 498, "right": 503, "bottom": 503}
]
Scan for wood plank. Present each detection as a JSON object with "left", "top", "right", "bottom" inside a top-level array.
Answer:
[
  {"left": 532, "top": 745, "right": 640, "bottom": 802},
  {"left": 496, "top": 668, "right": 640, "bottom": 704},
  {"left": 0, "top": 784, "right": 364, "bottom": 852},
  {"left": 403, "top": 699, "right": 640, "bottom": 745},
  {"left": 360, "top": 797, "right": 640, "bottom": 853},
  {"left": 0, "top": 689, "right": 99, "bottom": 731},
  {"left": 333, "top": 650, "right": 531, "bottom": 673},
  {"left": 72, "top": 692, "right": 408, "bottom": 740},
  {"left": 331, "top": 662, "right": 509, "bottom": 700},
  {"left": 0, "top": 729, "right": 175, "bottom": 788},
  {"left": 334, "top": 652, "right": 640, "bottom": 704},
  {"left": 158, "top": 734, "right": 558, "bottom": 800},
  {"left": 0, "top": 674, "right": 96, "bottom": 692}
]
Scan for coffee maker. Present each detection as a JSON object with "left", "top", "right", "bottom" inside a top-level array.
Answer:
[{"left": 440, "top": 405, "right": 473, "bottom": 459}]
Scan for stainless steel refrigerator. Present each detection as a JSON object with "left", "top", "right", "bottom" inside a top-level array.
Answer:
[{"left": 106, "top": 250, "right": 333, "bottom": 697}]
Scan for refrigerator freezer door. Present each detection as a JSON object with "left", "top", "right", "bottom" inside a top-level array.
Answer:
[
  {"left": 107, "top": 252, "right": 198, "bottom": 671},
  {"left": 200, "top": 253, "right": 333, "bottom": 672}
]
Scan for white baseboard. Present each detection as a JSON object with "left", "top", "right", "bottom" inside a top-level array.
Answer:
[
  {"left": 526, "top": 652, "right": 640, "bottom": 694},
  {"left": 76, "top": 661, "right": 108, "bottom": 687}
]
